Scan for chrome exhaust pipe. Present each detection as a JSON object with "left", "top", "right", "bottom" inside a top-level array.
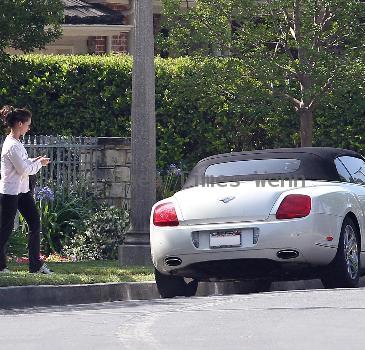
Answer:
[
  {"left": 164, "top": 257, "right": 182, "bottom": 266},
  {"left": 277, "top": 249, "right": 299, "bottom": 260}
]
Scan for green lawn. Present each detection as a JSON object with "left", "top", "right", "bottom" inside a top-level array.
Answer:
[{"left": 0, "top": 261, "right": 154, "bottom": 287}]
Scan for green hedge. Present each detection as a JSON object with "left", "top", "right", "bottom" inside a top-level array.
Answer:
[
  {"left": 0, "top": 55, "right": 132, "bottom": 137},
  {"left": 0, "top": 55, "right": 364, "bottom": 169}
]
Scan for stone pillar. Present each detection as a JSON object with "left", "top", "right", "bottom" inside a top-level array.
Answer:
[
  {"left": 78, "top": 137, "right": 131, "bottom": 208},
  {"left": 95, "top": 137, "right": 131, "bottom": 209},
  {"left": 106, "top": 36, "right": 112, "bottom": 53},
  {"left": 118, "top": 0, "right": 155, "bottom": 266}
]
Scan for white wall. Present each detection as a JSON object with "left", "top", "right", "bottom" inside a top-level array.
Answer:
[
  {"left": 41, "top": 36, "right": 89, "bottom": 54},
  {"left": 6, "top": 36, "right": 89, "bottom": 55}
]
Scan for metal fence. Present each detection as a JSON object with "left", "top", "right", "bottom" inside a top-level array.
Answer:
[{"left": 0, "top": 135, "right": 99, "bottom": 199}]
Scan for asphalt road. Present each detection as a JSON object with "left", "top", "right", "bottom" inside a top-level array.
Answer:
[{"left": 1, "top": 288, "right": 365, "bottom": 350}]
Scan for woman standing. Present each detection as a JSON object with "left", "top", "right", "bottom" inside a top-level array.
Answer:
[{"left": 0, "top": 105, "right": 52, "bottom": 273}]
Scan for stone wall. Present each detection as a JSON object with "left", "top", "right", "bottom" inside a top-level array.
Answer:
[{"left": 93, "top": 137, "right": 131, "bottom": 209}]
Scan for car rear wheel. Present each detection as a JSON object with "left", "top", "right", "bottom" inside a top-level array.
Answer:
[
  {"left": 251, "top": 279, "right": 272, "bottom": 293},
  {"left": 154, "top": 268, "right": 199, "bottom": 298},
  {"left": 321, "top": 217, "right": 360, "bottom": 289},
  {"left": 234, "top": 279, "right": 272, "bottom": 294}
]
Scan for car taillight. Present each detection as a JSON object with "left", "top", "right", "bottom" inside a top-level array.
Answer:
[
  {"left": 153, "top": 202, "right": 179, "bottom": 226},
  {"left": 276, "top": 194, "right": 311, "bottom": 220}
]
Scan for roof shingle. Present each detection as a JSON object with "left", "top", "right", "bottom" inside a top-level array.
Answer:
[{"left": 62, "top": 0, "right": 124, "bottom": 25}]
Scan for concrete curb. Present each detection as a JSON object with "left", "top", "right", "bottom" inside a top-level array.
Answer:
[
  {"left": 0, "top": 279, "right": 321, "bottom": 309},
  {"left": 0, "top": 282, "right": 160, "bottom": 309},
  {"left": 1, "top": 277, "right": 364, "bottom": 309}
]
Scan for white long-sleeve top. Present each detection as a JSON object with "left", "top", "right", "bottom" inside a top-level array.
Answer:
[{"left": 0, "top": 135, "right": 42, "bottom": 195}]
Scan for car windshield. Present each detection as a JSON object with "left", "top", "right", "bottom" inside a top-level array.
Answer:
[{"left": 205, "top": 158, "right": 301, "bottom": 177}]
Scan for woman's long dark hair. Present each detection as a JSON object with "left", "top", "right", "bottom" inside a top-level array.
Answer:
[{"left": 0, "top": 105, "right": 32, "bottom": 128}]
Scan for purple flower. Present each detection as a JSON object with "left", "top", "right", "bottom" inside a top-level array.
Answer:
[
  {"left": 36, "top": 186, "right": 55, "bottom": 202},
  {"left": 168, "top": 164, "right": 182, "bottom": 176}
]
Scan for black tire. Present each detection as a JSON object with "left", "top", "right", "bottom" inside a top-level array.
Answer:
[
  {"left": 321, "top": 217, "right": 360, "bottom": 289},
  {"left": 251, "top": 279, "right": 272, "bottom": 293},
  {"left": 235, "top": 279, "right": 272, "bottom": 294},
  {"left": 154, "top": 268, "right": 198, "bottom": 298}
]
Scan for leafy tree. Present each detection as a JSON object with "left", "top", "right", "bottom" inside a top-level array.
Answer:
[
  {"left": 160, "top": 0, "right": 365, "bottom": 146},
  {"left": 0, "top": 0, "right": 64, "bottom": 57}
]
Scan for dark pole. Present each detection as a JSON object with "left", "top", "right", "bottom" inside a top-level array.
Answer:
[{"left": 119, "top": 0, "right": 156, "bottom": 265}]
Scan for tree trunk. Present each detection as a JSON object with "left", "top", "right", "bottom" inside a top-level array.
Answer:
[{"left": 299, "top": 108, "right": 313, "bottom": 147}]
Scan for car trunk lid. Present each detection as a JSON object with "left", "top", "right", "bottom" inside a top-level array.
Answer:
[{"left": 174, "top": 180, "right": 308, "bottom": 225}]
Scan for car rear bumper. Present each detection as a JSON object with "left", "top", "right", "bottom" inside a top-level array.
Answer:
[
  {"left": 150, "top": 213, "right": 342, "bottom": 278},
  {"left": 165, "top": 258, "right": 321, "bottom": 281}
]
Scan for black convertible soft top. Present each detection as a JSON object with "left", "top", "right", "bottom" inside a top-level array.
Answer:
[{"left": 183, "top": 147, "right": 364, "bottom": 188}]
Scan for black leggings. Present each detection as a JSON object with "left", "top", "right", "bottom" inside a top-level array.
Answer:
[{"left": 0, "top": 192, "right": 42, "bottom": 272}]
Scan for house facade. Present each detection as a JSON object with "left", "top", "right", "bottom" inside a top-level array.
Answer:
[
  {"left": 40, "top": 0, "right": 165, "bottom": 55},
  {"left": 6, "top": 0, "right": 196, "bottom": 55}
]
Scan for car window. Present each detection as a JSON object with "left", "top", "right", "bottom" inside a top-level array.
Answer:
[
  {"left": 337, "top": 156, "right": 365, "bottom": 184},
  {"left": 205, "top": 158, "right": 300, "bottom": 177},
  {"left": 334, "top": 158, "right": 353, "bottom": 182}
]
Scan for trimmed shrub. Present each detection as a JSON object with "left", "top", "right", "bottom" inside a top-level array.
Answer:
[
  {"left": 0, "top": 55, "right": 132, "bottom": 137},
  {"left": 63, "top": 205, "right": 129, "bottom": 260},
  {"left": 0, "top": 55, "right": 281, "bottom": 169},
  {"left": 0, "top": 54, "right": 364, "bottom": 169}
]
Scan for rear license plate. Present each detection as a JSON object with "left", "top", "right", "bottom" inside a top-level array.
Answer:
[{"left": 209, "top": 230, "right": 241, "bottom": 248}]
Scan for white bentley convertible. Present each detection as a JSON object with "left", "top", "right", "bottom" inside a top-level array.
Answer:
[{"left": 150, "top": 148, "right": 365, "bottom": 298}]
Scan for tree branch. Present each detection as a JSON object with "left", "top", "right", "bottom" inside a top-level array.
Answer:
[
  {"left": 273, "top": 90, "right": 301, "bottom": 109},
  {"left": 308, "top": 77, "right": 333, "bottom": 111},
  {"left": 274, "top": 62, "right": 297, "bottom": 75},
  {"left": 313, "top": 6, "right": 335, "bottom": 50}
]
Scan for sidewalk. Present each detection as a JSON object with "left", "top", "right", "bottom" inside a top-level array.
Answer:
[{"left": 2, "top": 277, "right": 365, "bottom": 309}]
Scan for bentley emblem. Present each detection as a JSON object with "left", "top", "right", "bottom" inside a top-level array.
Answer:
[{"left": 219, "top": 196, "right": 236, "bottom": 204}]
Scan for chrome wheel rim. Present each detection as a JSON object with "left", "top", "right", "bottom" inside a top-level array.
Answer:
[{"left": 344, "top": 225, "right": 359, "bottom": 280}]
